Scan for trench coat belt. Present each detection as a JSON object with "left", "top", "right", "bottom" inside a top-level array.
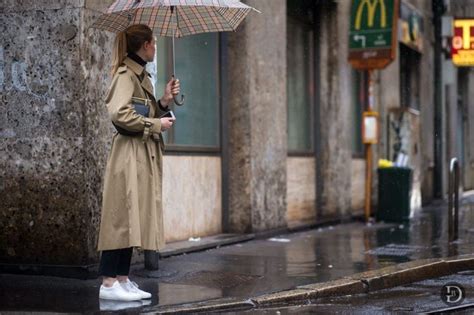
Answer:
[{"left": 114, "top": 130, "right": 161, "bottom": 142}]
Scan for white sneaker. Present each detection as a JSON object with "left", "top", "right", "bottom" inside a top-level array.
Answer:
[
  {"left": 120, "top": 279, "right": 152, "bottom": 299},
  {"left": 99, "top": 280, "right": 142, "bottom": 301}
]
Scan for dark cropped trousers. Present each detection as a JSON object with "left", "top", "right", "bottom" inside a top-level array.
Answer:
[{"left": 98, "top": 247, "right": 133, "bottom": 277}]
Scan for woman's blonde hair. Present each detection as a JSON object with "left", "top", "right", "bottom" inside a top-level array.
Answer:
[{"left": 111, "top": 24, "right": 153, "bottom": 75}]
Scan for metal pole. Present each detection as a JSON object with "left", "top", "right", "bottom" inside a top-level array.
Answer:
[
  {"left": 448, "top": 158, "right": 460, "bottom": 242},
  {"left": 170, "top": 6, "right": 176, "bottom": 76},
  {"left": 448, "top": 160, "right": 453, "bottom": 241},
  {"left": 171, "top": 6, "right": 176, "bottom": 77},
  {"left": 364, "top": 143, "right": 372, "bottom": 222},
  {"left": 364, "top": 70, "right": 374, "bottom": 223},
  {"left": 454, "top": 159, "right": 459, "bottom": 240}
]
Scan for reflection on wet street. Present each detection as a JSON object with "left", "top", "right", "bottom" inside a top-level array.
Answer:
[{"left": 0, "top": 203, "right": 473, "bottom": 313}]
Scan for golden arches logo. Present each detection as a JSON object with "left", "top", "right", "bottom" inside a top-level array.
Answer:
[{"left": 355, "top": 0, "right": 387, "bottom": 30}]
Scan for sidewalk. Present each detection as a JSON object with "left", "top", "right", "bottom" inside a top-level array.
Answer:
[{"left": 1, "top": 195, "right": 473, "bottom": 313}]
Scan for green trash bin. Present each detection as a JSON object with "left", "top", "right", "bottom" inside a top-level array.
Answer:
[{"left": 376, "top": 167, "right": 412, "bottom": 222}]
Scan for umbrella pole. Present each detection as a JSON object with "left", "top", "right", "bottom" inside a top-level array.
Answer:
[
  {"left": 172, "top": 33, "right": 176, "bottom": 79},
  {"left": 171, "top": 6, "right": 185, "bottom": 106}
]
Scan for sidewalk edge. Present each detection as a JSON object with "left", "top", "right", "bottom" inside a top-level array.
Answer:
[{"left": 142, "top": 254, "right": 474, "bottom": 313}]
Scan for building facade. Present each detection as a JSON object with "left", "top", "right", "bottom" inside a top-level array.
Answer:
[{"left": 0, "top": 0, "right": 472, "bottom": 275}]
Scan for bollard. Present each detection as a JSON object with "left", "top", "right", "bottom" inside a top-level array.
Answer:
[
  {"left": 144, "top": 250, "right": 160, "bottom": 270},
  {"left": 448, "top": 158, "right": 460, "bottom": 242}
]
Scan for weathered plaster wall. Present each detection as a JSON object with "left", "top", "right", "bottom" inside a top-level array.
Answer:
[
  {"left": 351, "top": 159, "right": 365, "bottom": 214},
  {"left": 286, "top": 157, "right": 316, "bottom": 222},
  {"left": 416, "top": 0, "right": 435, "bottom": 204},
  {"left": 466, "top": 70, "right": 474, "bottom": 190},
  {"left": 227, "top": 0, "right": 287, "bottom": 233},
  {"left": 315, "top": 1, "right": 352, "bottom": 219},
  {"left": 163, "top": 156, "right": 222, "bottom": 243}
]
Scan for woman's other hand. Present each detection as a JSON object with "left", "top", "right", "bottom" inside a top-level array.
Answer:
[
  {"left": 160, "top": 117, "right": 176, "bottom": 131},
  {"left": 160, "top": 78, "right": 180, "bottom": 106}
]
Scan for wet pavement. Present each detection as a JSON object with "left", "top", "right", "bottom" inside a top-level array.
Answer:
[
  {"left": 1, "top": 196, "right": 473, "bottom": 313},
  {"left": 232, "top": 270, "right": 474, "bottom": 314}
]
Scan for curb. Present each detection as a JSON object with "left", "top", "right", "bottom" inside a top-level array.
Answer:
[
  {"left": 142, "top": 254, "right": 474, "bottom": 313},
  {"left": 159, "top": 234, "right": 255, "bottom": 258},
  {"left": 141, "top": 298, "right": 256, "bottom": 314}
]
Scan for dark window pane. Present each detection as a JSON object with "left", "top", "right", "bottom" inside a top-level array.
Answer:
[
  {"left": 351, "top": 70, "right": 366, "bottom": 155},
  {"left": 155, "top": 34, "right": 220, "bottom": 148},
  {"left": 400, "top": 44, "right": 420, "bottom": 110},
  {"left": 287, "top": 18, "right": 314, "bottom": 152}
]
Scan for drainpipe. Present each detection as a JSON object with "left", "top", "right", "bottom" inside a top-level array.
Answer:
[{"left": 433, "top": 0, "right": 446, "bottom": 199}]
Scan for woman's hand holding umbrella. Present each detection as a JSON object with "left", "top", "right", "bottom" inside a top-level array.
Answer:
[
  {"left": 160, "top": 78, "right": 179, "bottom": 131},
  {"left": 160, "top": 78, "right": 181, "bottom": 107}
]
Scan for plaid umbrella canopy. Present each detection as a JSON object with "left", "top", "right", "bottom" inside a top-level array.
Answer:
[{"left": 92, "top": 0, "right": 259, "bottom": 105}]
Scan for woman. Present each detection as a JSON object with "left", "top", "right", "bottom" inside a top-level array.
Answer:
[{"left": 97, "top": 24, "right": 179, "bottom": 301}]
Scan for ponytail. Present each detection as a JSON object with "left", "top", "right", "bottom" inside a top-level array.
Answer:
[
  {"left": 111, "top": 25, "right": 153, "bottom": 76},
  {"left": 111, "top": 31, "right": 127, "bottom": 76}
]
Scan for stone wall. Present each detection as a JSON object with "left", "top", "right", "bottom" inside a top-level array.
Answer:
[
  {"left": 1, "top": 1, "right": 87, "bottom": 265},
  {"left": 0, "top": 0, "right": 114, "bottom": 267}
]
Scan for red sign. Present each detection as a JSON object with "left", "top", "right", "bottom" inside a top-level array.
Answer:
[{"left": 452, "top": 19, "right": 474, "bottom": 66}]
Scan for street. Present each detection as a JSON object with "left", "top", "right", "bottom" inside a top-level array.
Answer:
[{"left": 235, "top": 271, "right": 474, "bottom": 314}]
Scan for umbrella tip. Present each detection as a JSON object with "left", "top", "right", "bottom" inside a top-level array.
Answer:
[{"left": 252, "top": 7, "right": 262, "bottom": 14}]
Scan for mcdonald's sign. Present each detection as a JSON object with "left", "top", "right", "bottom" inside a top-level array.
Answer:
[{"left": 349, "top": 0, "right": 399, "bottom": 70}]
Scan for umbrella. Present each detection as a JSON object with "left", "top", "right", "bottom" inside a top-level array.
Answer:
[{"left": 92, "top": 0, "right": 260, "bottom": 105}]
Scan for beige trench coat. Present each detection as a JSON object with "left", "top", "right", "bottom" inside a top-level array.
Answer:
[{"left": 97, "top": 57, "right": 168, "bottom": 251}]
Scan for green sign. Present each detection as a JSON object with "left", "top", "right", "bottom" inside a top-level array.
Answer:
[{"left": 348, "top": 0, "right": 399, "bottom": 69}]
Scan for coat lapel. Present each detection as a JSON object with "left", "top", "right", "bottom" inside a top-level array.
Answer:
[
  {"left": 123, "top": 57, "right": 156, "bottom": 101},
  {"left": 141, "top": 76, "right": 155, "bottom": 100}
]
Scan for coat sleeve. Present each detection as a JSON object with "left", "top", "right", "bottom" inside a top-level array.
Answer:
[
  {"left": 106, "top": 72, "right": 162, "bottom": 134},
  {"left": 154, "top": 99, "right": 170, "bottom": 118}
]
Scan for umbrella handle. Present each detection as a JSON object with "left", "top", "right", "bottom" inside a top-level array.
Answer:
[
  {"left": 172, "top": 75, "right": 184, "bottom": 106},
  {"left": 173, "top": 94, "right": 185, "bottom": 106}
]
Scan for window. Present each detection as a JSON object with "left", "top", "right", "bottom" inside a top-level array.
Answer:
[
  {"left": 351, "top": 70, "right": 367, "bottom": 156},
  {"left": 399, "top": 44, "right": 421, "bottom": 110},
  {"left": 154, "top": 34, "right": 220, "bottom": 150},
  {"left": 287, "top": 17, "right": 314, "bottom": 153}
]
